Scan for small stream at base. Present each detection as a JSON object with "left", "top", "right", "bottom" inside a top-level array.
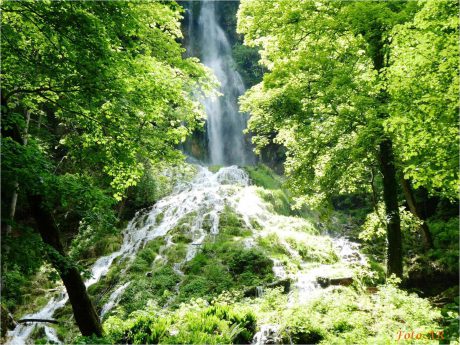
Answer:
[{"left": 6, "top": 166, "right": 366, "bottom": 345}]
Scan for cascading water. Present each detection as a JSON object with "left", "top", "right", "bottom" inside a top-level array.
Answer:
[
  {"left": 6, "top": 165, "right": 366, "bottom": 345},
  {"left": 6, "top": 166, "right": 247, "bottom": 344},
  {"left": 186, "top": 1, "right": 254, "bottom": 165},
  {"left": 6, "top": 4, "right": 366, "bottom": 343}
]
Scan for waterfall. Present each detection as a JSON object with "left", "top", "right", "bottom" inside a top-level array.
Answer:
[
  {"left": 5, "top": 4, "right": 367, "bottom": 343},
  {"left": 187, "top": 1, "right": 254, "bottom": 166},
  {"left": 6, "top": 164, "right": 366, "bottom": 344}
]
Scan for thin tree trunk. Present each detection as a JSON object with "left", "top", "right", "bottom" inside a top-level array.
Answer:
[
  {"left": 5, "top": 110, "right": 31, "bottom": 236},
  {"left": 29, "top": 194, "right": 103, "bottom": 337},
  {"left": 117, "top": 197, "right": 127, "bottom": 219},
  {"left": 379, "top": 139, "right": 403, "bottom": 278},
  {"left": 401, "top": 178, "right": 433, "bottom": 250},
  {"left": 370, "top": 34, "right": 403, "bottom": 278},
  {"left": 5, "top": 187, "right": 18, "bottom": 235}
]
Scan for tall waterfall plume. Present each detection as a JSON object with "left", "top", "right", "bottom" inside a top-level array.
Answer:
[{"left": 186, "top": 1, "right": 254, "bottom": 166}]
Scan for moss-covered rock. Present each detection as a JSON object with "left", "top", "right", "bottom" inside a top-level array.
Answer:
[
  {"left": 119, "top": 265, "right": 180, "bottom": 315},
  {"left": 286, "top": 236, "right": 339, "bottom": 264},
  {"left": 244, "top": 164, "right": 283, "bottom": 190}
]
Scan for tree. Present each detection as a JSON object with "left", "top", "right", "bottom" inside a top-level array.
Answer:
[
  {"left": 1, "top": 1, "right": 213, "bottom": 336},
  {"left": 237, "top": 0, "right": 457, "bottom": 277},
  {"left": 386, "top": 0, "right": 459, "bottom": 200}
]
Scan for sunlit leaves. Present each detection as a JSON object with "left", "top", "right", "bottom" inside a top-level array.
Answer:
[
  {"left": 238, "top": 0, "right": 379, "bottom": 206},
  {"left": 2, "top": 1, "right": 214, "bottom": 199},
  {"left": 386, "top": 0, "right": 459, "bottom": 199},
  {"left": 238, "top": 0, "right": 458, "bottom": 205}
]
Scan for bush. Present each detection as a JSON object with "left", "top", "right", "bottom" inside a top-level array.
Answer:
[
  {"left": 227, "top": 248, "right": 273, "bottom": 278},
  {"left": 104, "top": 299, "right": 257, "bottom": 344},
  {"left": 1, "top": 227, "right": 45, "bottom": 311},
  {"left": 428, "top": 217, "right": 459, "bottom": 272},
  {"left": 280, "top": 308, "right": 325, "bottom": 344},
  {"left": 179, "top": 242, "right": 274, "bottom": 303}
]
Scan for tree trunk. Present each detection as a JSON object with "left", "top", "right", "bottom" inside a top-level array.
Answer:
[
  {"left": 29, "top": 194, "right": 103, "bottom": 337},
  {"left": 1, "top": 108, "right": 103, "bottom": 337},
  {"left": 379, "top": 139, "right": 403, "bottom": 278},
  {"left": 401, "top": 178, "right": 433, "bottom": 250},
  {"left": 369, "top": 32, "right": 404, "bottom": 278},
  {"left": 5, "top": 110, "right": 31, "bottom": 236}
]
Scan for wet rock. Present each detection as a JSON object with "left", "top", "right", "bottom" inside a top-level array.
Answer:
[
  {"left": 244, "top": 279, "right": 291, "bottom": 297},
  {"left": 343, "top": 252, "right": 361, "bottom": 262},
  {"left": 244, "top": 286, "right": 258, "bottom": 297},
  {"left": 253, "top": 325, "right": 281, "bottom": 345},
  {"left": 1, "top": 305, "right": 17, "bottom": 337},
  {"left": 366, "top": 286, "right": 379, "bottom": 294},
  {"left": 317, "top": 276, "right": 353, "bottom": 288},
  {"left": 266, "top": 279, "right": 291, "bottom": 292}
]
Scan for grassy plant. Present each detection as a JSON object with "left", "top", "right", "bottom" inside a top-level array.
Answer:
[
  {"left": 244, "top": 164, "right": 283, "bottom": 190},
  {"left": 286, "top": 237, "right": 339, "bottom": 264}
]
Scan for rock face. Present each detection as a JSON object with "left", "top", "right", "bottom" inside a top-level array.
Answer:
[{"left": 317, "top": 276, "right": 353, "bottom": 288}]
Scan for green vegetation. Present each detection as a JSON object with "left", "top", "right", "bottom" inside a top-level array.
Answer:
[
  {"left": 101, "top": 297, "right": 257, "bottom": 345},
  {"left": 119, "top": 265, "right": 180, "bottom": 315},
  {"left": 219, "top": 206, "right": 252, "bottom": 237},
  {"left": 286, "top": 237, "right": 338, "bottom": 264},
  {"left": 1, "top": 0, "right": 215, "bottom": 336},
  {"left": 428, "top": 218, "right": 459, "bottom": 273},
  {"left": 238, "top": 0, "right": 459, "bottom": 278},
  {"left": 1, "top": 1, "right": 458, "bottom": 344},
  {"left": 276, "top": 282, "right": 444, "bottom": 344},
  {"left": 245, "top": 164, "right": 292, "bottom": 217},
  {"left": 178, "top": 210, "right": 273, "bottom": 303},
  {"left": 244, "top": 164, "right": 283, "bottom": 190},
  {"left": 78, "top": 281, "right": 446, "bottom": 345},
  {"left": 256, "top": 188, "right": 291, "bottom": 216}
]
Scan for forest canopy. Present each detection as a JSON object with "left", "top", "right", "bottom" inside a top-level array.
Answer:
[{"left": 238, "top": 0, "right": 459, "bottom": 276}]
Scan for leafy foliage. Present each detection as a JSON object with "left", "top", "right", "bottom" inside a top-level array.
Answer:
[
  {"left": 2, "top": 1, "right": 214, "bottom": 199},
  {"left": 103, "top": 297, "right": 256, "bottom": 344},
  {"left": 237, "top": 0, "right": 458, "bottom": 282},
  {"left": 237, "top": 0, "right": 458, "bottom": 202},
  {"left": 386, "top": 0, "right": 459, "bottom": 199},
  {"left": 256, "top": 281, "right": 443, "bottom": 345},
  {"left": 1, "top": 1, "right": 214, "bottom": 323}
]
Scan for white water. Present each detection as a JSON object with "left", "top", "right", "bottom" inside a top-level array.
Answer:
[
  {"left": 7, "top": 166, "right": 250, "bottom": 344},
  {"left": 252, "top": 324, "right": 281, "bottom": 345},
  {"left": 187, "top": 1, "right": 253, "bottom": 165},
  {"left": 252, "top": 238, "right": 366, "bottom": 345},
  {"left": 7, "top": 165, "right": 366, "bottom": 345},
  {"left": 100, "top": 282, "right": 130, "bottom": 318}
]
